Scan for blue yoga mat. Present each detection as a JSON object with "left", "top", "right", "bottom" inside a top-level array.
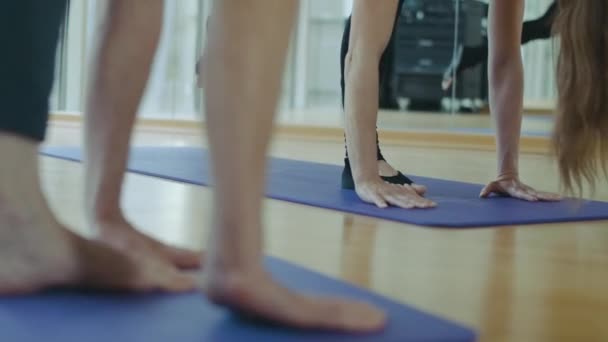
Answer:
[
  {"left": 41, "top": 146, "right": 608, "bottom": 228},
  {"left": 0, "top": 257, "right": 476, "bottom": 342}
]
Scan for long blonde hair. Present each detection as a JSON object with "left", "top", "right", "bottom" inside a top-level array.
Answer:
[{"left": 553, "top": 0, "right": 608, "bottom": 194}]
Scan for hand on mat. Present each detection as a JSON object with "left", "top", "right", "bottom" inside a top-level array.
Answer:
[
  {"left": 480, "top": 176, "right": 562, "bottom": 202},
  {"left": 203, "top": 266, "right": 386, "bottom": 332},
  {"left": 356, "top": 179, "right": 436, "bottom": 209}
]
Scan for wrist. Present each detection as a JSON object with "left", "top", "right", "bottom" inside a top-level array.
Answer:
[
  {"left": 497, "top": 154, "right": 519, "bottom": 181},
  {"left": 497, "top": 170, "right": 519, "bottom": 181},
  {"left": 354, "top": 173, "right": 381, "bottom": 186},
  {"left": 348, "top": 159, "right": 380, "bottom": 186}
]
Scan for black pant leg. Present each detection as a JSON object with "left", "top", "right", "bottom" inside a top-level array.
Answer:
[{"left": 0, "top": 0, "right": 68, "bottom": 142}]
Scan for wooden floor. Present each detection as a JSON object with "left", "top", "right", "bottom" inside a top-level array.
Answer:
[{"left": 42, "top": 120, "right": 608, "bottom": 342}]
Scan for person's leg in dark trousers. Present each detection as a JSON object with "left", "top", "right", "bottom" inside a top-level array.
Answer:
[
  {"left": 0, "top": 1, "right": 191, "bottom": 295},
  {"left": 0, "top": 1, "right": 67, "bottom": 140}
]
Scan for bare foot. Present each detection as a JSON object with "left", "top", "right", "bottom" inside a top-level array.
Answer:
[
  {"left": 94, "top": 216, "right": 202, "bottom": 270},
  {"left": 203, "top": 265, "right": 385, "bottom": 332},
  {"left": 0, "top": 134, "right": 194, "bottom": 294},
  {"left": 0, "top": 203, "right": 195, "bottom": 295}
]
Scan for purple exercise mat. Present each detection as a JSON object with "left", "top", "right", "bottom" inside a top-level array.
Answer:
[
  {"left": 0, "top": 257, "right": 476, "bottom": 342},
  {"left": 41, "top": 146, "right": 608, "bottom": 228}
]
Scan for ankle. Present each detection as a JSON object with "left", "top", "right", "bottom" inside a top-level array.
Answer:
[
  {"left": 0, "top": 133, "right": 40, "bottom": 196},
  {"left": 86, "top": 203, "right": 129, "bottom": 228},
  {"left": 204, "top": 230, "right": 262, "bottom": 275},
  {"left": 54, "top": 232, "right": 87, "bottom": 283},
  {"left": 202, "top": 264, "right": 262, "bottom": 305}
]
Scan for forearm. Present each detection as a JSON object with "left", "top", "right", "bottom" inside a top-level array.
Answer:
[
  {"left": 344, "top": 53, "right": 382, "bottom": 183},
  {"left": 489, "top": 58, "right": 523, "bottom": 177},
  {"left": 84, "top": 0, "right": 163, "bottom": 220},
  {"left": 488, "top": 0, "right": 525, "bottom": 178},
  {"left": 344, "top": 0, "right": 399, "bottom": 185}
]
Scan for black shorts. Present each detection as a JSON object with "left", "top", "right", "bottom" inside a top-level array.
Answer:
[{"left": 0, "top": 0, "right": 68, "bottom": 142}]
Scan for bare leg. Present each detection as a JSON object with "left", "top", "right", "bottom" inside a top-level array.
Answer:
[
  {"left": 84, "top": 0, "right": 201, "bottom": 269},
  {"left": 200, "top": 0, "right": 384, "bottom": 332},
  {"left": 0, "top": 0, "right": 193, "bottom": 295}
]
